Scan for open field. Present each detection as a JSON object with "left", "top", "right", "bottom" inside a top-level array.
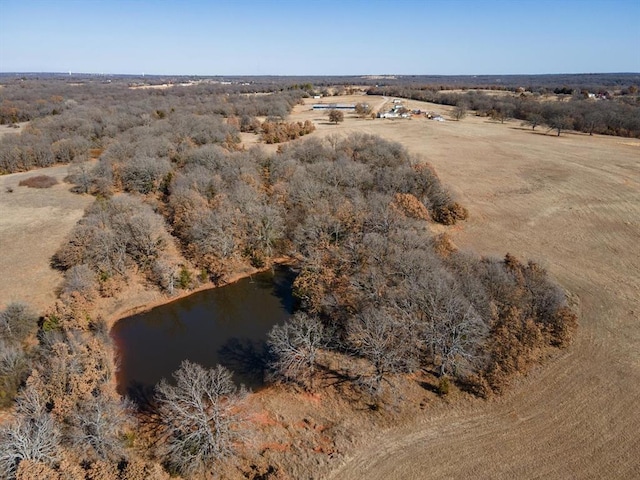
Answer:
[
  {"left": 292, "top": 97, "right": 640, "bottom": 479},
  {"left": 0, "top": 164, "right": 94, "bottom": 313},
  {"left": 0, "top": 122, "right": 28, "bottom": 139}
]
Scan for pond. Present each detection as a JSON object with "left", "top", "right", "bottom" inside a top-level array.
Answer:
[{"left": 111, "top": 266, "right": 296, "bottom": 398}]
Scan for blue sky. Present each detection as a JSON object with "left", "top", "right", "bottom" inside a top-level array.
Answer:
[{"left": 1, "top": 0, "right": 638, "bottom": 75}]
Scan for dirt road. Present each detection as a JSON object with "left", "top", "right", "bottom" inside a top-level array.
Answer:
[{"left": 297, "top": 98, "right": 640, "bottom": 479}]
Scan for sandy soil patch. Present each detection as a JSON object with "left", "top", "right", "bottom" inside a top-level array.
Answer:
[
  {"left": 239, "top": 131, "right": 281, "bottom": 154},
  {"left": 0, "top": 121, "right": 28, "bottom": 139},
  {"left": 0, "top": 165, "right": 94, "bottom": 313}
]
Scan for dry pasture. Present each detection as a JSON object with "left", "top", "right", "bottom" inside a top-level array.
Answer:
[
  {"left": 290, "top": 96, "right": 640, "bottom": 479},
  {"left": 0, "top": 121, "right": 28, "bottom": 140},
  {"left": 0, "top": 164, "right": 94, "bottom": 312}
]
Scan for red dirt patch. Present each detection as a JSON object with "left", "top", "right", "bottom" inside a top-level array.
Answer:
[{"left": 18, "top": 174, "right": 58, "bottom": 188}]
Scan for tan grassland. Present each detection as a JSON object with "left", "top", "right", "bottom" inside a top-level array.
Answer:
[
  {"left": 0, "top": 164, "right": 94, "bottom": 312},
  {"left": 291, "top": 96, "right": 639, "bottom": 479},
  {"left": 0, "top": 121, "right": 28, "bottom": 139},
  {"left": 0, "top": 95, "right": 638, "bottom": 478}
]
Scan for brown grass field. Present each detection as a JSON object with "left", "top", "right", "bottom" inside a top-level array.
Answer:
[
  {"left": 0, "top": 164, "right": 94, "bottom": 312},
  {"left": 0, "top": 95, "right": 638, "bottom": 478},
  {"left": 294, "top": 96, "right": 639, "bottom": 479}
]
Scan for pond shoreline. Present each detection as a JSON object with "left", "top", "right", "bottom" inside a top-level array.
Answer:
[
  {"left": 104, "top": 256, "right": 299, "bottom": 330},
  {"left": 111, "top": 259, "right": 298, "bottom": 394}
]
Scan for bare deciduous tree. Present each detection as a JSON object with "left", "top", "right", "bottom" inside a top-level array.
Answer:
[
  {"left": 522, "top": 112, "right": 544, "bottom": 131},
  {"left": 0, "top": 339, "right": 30, "bottom": 407},
  {"left": 419, "top": 279, "right": 488, "bottom": 377},
  {"left": 0, "top": 302, "right": 38, "bottom": 344},
  {"left": 547, "top": 115, "right": 574, "bottom": 136},
  {"left": 66, "top": 394, "right": 131, "bottom": 462},
  {"left": 61, "top": 264, "right": 97, "bottom": 300},
  {"left": 0, "top": 384, "right": 61, "bottom": 480},
  {"left": 452, "top": 103, "right": 468, "bottom": 121},
  {"left": 155, "top": 361, "right": 249, "bottom": 477},
  {"left": 267, "top": 312, "right": 325, "bottom": 389},
  {"left": 151, "top": 258, "right": 178, "bottom": 294},
  {"left": 119, "top": 156, "right": 171, "bottom": 194},
  {"left": 0, "top": 415, "right": 61, "bottom": 479},
  {"left": 355, "top": 103, "right": 372, "bottom": 118},
  {"left": 246, "top": 203, "right": 285, "bottom": 260},
  {"left": 347, "top": 307, "right": 418, "bottom": 399}
]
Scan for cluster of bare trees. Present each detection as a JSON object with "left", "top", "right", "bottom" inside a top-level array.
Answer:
[
  {"left": 257, "top": 135, "right": 574, "bottom": 402},
  {"left": 0, "top": 319, "right": 139, "bottom": 479},
  {"left": 0, "top": 79, "right": 308, "bottom": 173},
  {"left": 1, "top": 302, "right": 253, "bottom": 478},
  {"left": 107, "top": 130, "right": 540, "bottom": 403},
  {"left": 0, "top": 125, "right": 90, "bottom": 173},
  {"left": 148, "top": 133, "right": 465, "bottom": 284},
  {"left": 163, "top": 145, "right": 284, "bottom": 281},
  {"left": 53, "top": 195, "right": 177, "bottom": 297}
]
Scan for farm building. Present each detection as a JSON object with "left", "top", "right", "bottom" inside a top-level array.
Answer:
[{"left": 312, "top": 103, "right": 356, "bottom": 110}]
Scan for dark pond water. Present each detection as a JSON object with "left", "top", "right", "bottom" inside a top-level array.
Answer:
[{"left": 111, "top": 267, "right": 296, "bottom": 397}]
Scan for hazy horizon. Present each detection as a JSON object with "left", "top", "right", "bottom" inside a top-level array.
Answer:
[
  {"left": 1, "top": 0, "right": 639, "bottom": 76},
  {"left": 1, "top": 72, "right": 639, "bottom": 78}
]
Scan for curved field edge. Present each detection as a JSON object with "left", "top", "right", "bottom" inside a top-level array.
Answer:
[{"left": 319, "top": 98, "right": 640, "bottom": 479}]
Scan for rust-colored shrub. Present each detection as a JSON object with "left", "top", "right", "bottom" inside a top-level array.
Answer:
[
  {"left": 16, "top": 459, "right": 61, "bottom": 480},
  {"left": 392, "top": 193, "right": 430, "bottom": 220},
  {"left": 547, "top": 306, "right": 578, "bottom": 347},
  {"left": 261, "top": 120, "right": 315, "bottom": 144},
  {"left": 433, "top": 202, "right": 469, "bottom": 225},
  {"left": 432, "top": 233, "right": 457, "bottom": 258}
]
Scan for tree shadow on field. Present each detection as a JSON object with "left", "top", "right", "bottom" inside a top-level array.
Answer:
[
  {"left": 417, "top": 380, "right": 441, "bottom": 395},
  {"left": 508, "top": 126, "right": 553, "bottom": 137},
  {"left": 509, "top": 126, "right": 585, "bottom": 138},
  {"left": 414, "top": 367, "right": 446, "bottom": 395},
  {"left": 313, "top": 363, "right": 371, "bottom": 408},
  {"left": 317, "top": 363, "right": 359, "bottom": 388},
  {"left": 455, "top": 376, "right": 489, "bottom": 398}
]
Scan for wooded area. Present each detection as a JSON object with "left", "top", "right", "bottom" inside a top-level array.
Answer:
[{"left": 0, "top": 76, "right": 585, "bottom": 479}]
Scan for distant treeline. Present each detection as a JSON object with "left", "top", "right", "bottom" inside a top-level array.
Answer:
[
  {"left": 0, "top": 81, "right": 311, "bottom": 173},
  {"left": 2, "top": 71, "right": 638, "bottom": 89},
  {"left": 0, "top": 79, "right": 307, "bottom": 125}
]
